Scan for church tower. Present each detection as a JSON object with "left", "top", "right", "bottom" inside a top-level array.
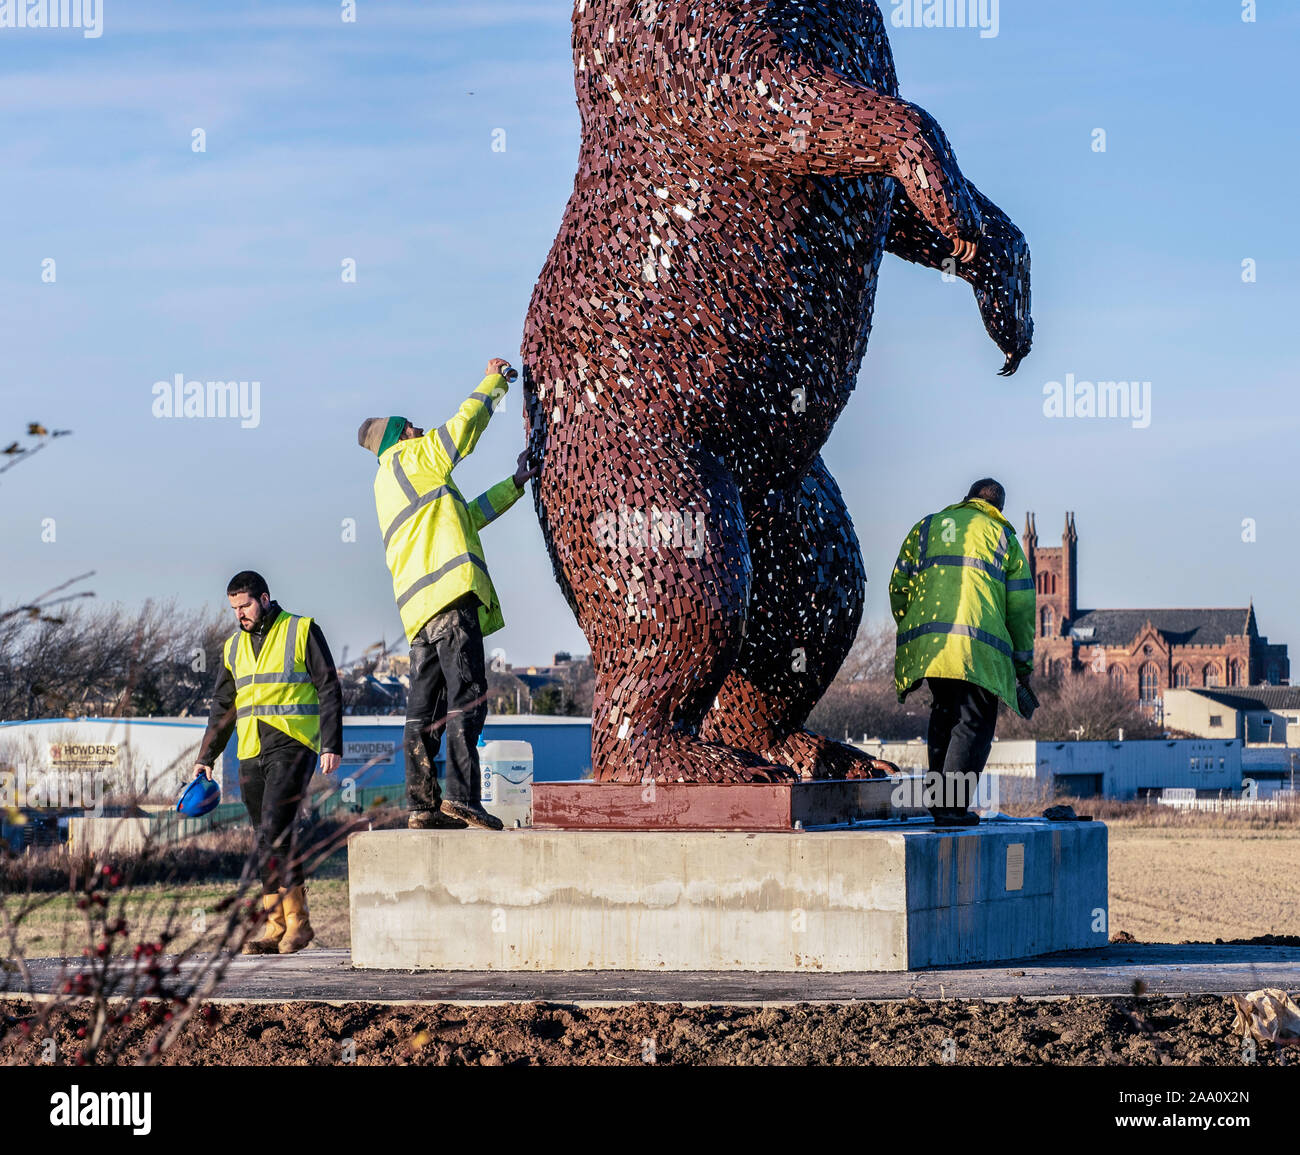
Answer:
[{"left": 1023, "top": 511, "right": 1078, "bottom": 638}]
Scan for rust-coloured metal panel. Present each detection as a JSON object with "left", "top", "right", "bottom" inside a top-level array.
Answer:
[{"left": 533, "top": 779, "right": 904, "bottom": 831}]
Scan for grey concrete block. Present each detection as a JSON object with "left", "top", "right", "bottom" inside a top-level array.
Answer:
[{"left": 347, "top": 820, "right": 1108, "bottom": 972}]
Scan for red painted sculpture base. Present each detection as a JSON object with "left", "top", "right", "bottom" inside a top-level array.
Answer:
[{"left": 532, "top": 779, "right": 910, "bottom": 832}]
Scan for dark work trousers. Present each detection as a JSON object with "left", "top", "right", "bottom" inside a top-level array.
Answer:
[
  {"left": 238, "top": 739, "right": 318, "bottom": 893},
  {"left": 926, "top": 676, "right": 1001, "bottom": 814},
  {"left": 405, "top": 594, "right": 488, "bottom": 812}
]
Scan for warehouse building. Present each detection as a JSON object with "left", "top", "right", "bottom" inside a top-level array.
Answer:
[
  {"left": 0, "top": 714, "right": 594, "bottom": 846},
  {"left": 854, "top": 736, "right": 1244, "bottom": 804},
  {"left": 1163, "top": 686, "right": 1300, "bottom": 794},
  {"left": 1163, "top": 686, "right": 1300, "bottom": 745}
]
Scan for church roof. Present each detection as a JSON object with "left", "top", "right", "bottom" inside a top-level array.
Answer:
[
  {"left": 1067, "top": 607, "right": 1253, "bottom": 648},
  {"left": 1186, "top": 686, "right": 1300, "bottom": 711}
]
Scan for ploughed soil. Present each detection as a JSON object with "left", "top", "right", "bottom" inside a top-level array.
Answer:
[{"left": 1, "top": 994, "right": 1293, "bottom": 1066}]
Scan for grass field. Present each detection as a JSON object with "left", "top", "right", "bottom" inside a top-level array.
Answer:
[
  {"left": 1, "top": 847, "right": 354, "bottom": 960},
  {"left": 1, "top": 878, "right": 353, "bottom": 959},
  {"left": 1107, "top": 822, "right": 1300, "bottom": 942}
]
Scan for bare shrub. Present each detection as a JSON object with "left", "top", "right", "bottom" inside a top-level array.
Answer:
[{"left": 0, "top": 599, "right": 227, "bottom": 721}]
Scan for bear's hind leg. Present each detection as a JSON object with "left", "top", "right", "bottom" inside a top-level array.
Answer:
[
  {"left": 547, "top": 430, "right": 794, "bottom": 784},
  {"left": 700, "top": 458, "right": 895, "bottom": 780}
]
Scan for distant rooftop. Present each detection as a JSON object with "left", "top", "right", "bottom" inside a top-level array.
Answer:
[
  {"left": 1068, "top": 607, "right": 1253, "bottom": 648},
  {"left": 341, "top": 714, "right": 593, "bottom": 727},
  {"left": 0, "top": 715, "right": 594, "bottom": 729},
  {"left": 1184, "top": 687, "right": 1300, "bottom": 712}
]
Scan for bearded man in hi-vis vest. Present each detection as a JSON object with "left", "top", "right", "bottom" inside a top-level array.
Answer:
[
  {"left": 195, "top": 570, "right": 343, "bottom": 953},
  {"left": 358, "top": 357, "right": 537, "bottom": 832}
]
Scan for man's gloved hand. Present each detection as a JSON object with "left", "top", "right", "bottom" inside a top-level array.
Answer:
[
  {"left": 1016, "top": 677, "right": 1039, "bottom": 719},
  {"left": 513, "top": 448, "right": 539, "bottom": 489}
]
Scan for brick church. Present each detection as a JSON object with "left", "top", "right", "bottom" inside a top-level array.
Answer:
[{"left": 1024, "top": 513, "right": 1290, "bottom": 713}]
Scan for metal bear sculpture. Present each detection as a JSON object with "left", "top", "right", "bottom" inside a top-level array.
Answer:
[{"left": 521, "top": 0, "right": 1032, "bottom": 784}]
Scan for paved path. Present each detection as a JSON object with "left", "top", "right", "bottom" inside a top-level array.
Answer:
[{"left": 9, "top": 943, "right": 1299, "bottom": 1005}]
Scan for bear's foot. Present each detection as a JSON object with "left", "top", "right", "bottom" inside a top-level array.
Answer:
[
  {"left": 597, "top": 727, "right": 798, "bottom": 784},
  {"left": 765, "top": 730, "right": 901, "bottom": 781}
]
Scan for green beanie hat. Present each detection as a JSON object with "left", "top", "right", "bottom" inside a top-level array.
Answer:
[{"left": 358, "top": 415, "right": 410, "bottom": 457}]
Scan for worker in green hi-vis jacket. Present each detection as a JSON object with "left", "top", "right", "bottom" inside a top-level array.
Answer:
[{"left": 890, "top": 478, "right": 1036, "bottom": 826}]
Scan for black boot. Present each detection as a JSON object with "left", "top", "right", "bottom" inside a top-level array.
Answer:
[
  {"left": 440, "top": 799, "right": 503, "bottom": 831},
  {"left": 408, "top": 808, "right": 468, "bottom": 830},
  {"left": 932, "top": 809, "right": 980, "bottom": 828}
]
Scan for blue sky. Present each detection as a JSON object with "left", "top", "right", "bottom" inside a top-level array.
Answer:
[{"left": 2, "top": 0, "right": 1297, "bottom": 670}]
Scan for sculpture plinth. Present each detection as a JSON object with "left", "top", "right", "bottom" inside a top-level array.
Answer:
[
  {"left": 532, "top": 778, "right": 924, "bottom": 831},
  {"left": 348, "top": 820, "right": 1107, "bottom": 972}
]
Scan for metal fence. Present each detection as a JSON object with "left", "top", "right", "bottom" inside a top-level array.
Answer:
[
  {"left": 1156, "top": 794, "right": 1299, "bottom": 815},
  {"left": 146, "top": 784, "right": 405, "bottom": 844}
]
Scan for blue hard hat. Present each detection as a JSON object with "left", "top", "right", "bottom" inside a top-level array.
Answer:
[{"left": 177, "top": 773, "right": 221, "bottom": 817}]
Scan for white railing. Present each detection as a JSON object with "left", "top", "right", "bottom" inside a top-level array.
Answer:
[{"left": 1156, "top": 795, "right": 1298, "bottom": 813}]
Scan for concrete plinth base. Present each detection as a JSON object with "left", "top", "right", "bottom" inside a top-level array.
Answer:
[{"left": 348, "top": 819, "right": 1108, "bottom": 972}]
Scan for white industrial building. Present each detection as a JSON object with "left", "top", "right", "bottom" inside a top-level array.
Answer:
[
  {"left": 1163, "top": 686, "right": 1300, "bottom": 744},
  {"left": 0, "top": 714, "right": 593, "bottom": 848},
  {"left": 0, "top": 717, "right": 210, "bottom": 806},
  {"left": 1162, "top": 687, "right": 1300, "bottom": 793},
  {"left": 854, "top": 736, "right": 1245, "bottom": 803}
]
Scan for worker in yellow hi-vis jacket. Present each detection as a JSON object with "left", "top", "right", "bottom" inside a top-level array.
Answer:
[
  {"left": 890, "top": 478, "right": 1036, "bottom": 827},
  {"left": 358, "top": 357, "right": 537, "bottom": 832}
]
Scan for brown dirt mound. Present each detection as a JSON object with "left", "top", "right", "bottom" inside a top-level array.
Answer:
[{"left": 2, "top": 995, "right": 1293, "bottom": 1066}]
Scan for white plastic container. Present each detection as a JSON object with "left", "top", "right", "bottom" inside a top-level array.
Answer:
[{"left": 478, "top": 739, "right": 533, "bottom": 828}]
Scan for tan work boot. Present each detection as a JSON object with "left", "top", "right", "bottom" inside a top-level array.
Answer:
[
  {"left": 243, "top": 890, "right": 287, "bottom": 955},
  {"left": 278, "top": 885, "right": 315, "bottom": 953}
]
